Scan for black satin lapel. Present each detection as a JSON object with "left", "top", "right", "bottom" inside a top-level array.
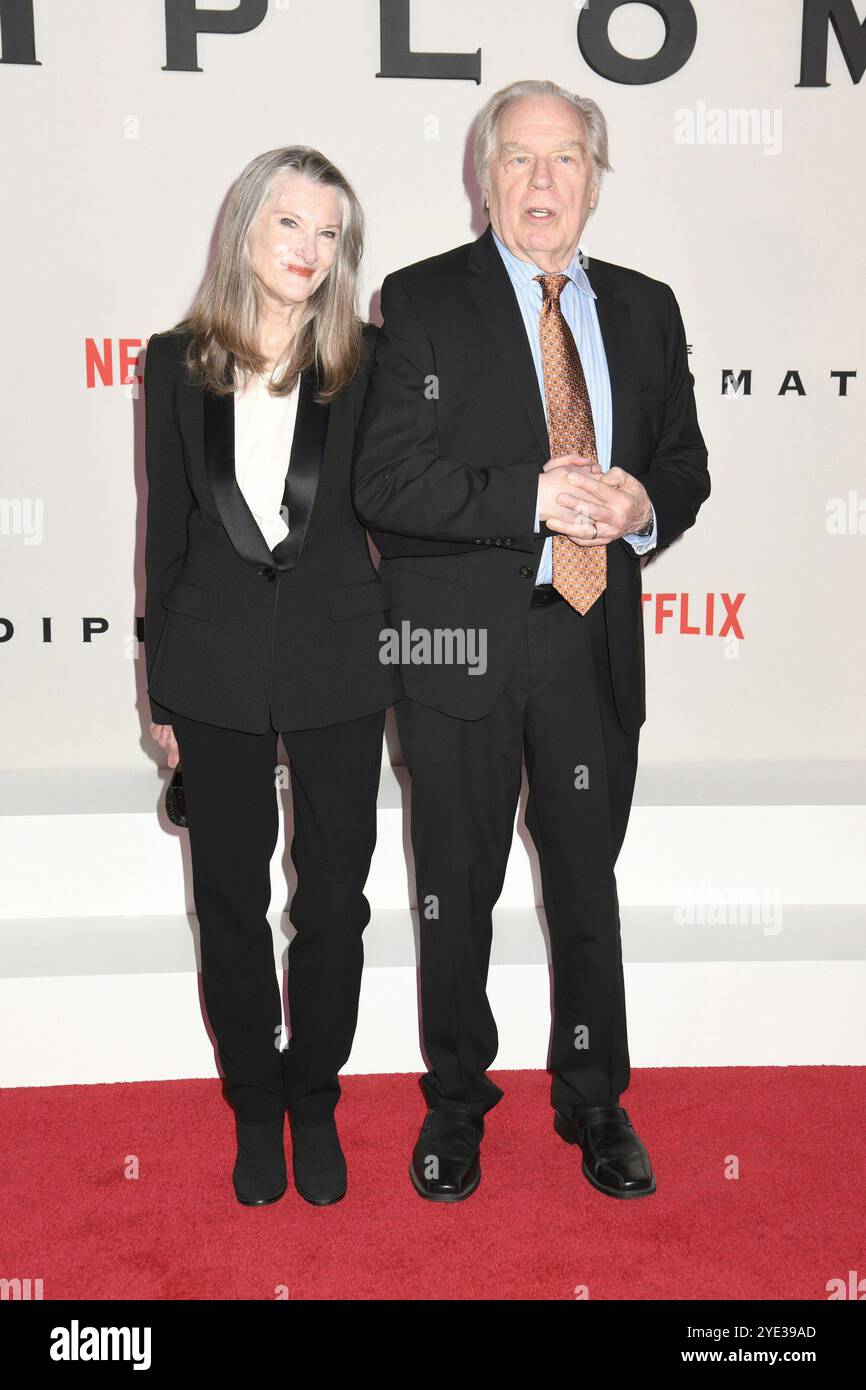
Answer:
[
  {"left": 203, "top": 380, "right": 274, "bottom": 570},
  {"left": 270, "top": 367, "right": 328, "bottom": 572},
  {"left": 465, "top": 233, "right": 550, "bottom": 458},
  {"left": 583, "top": 260, "right": 630, "bottom": 473}
]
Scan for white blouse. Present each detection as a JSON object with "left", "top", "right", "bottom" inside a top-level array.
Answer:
[{"left": 233, "top": 369, "right": 300, "bottom": 551}]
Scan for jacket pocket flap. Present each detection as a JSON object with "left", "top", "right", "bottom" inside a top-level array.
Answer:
[
  {"left": 162, "top": 579, "right": 216, "bottom": 621},
  {"left": 387, "top": 554, "right": 464, "bottom": 582},
  {"left": 328, "top": 579, "right": 391, "bottom": 622}
]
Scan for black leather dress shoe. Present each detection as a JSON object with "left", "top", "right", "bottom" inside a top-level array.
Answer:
[
  {"left": 232, "top": 1116, "right": 288, "bottom": 1206},
  {"left": 554, "top": 1105, "right": 656, "bottom": 1199},
  {"left": 289, "top": 1114, "right": 347, "bottom": 1206},
  {"left": 410, "top": 1107, "right": 484, "bottom": 1202}
]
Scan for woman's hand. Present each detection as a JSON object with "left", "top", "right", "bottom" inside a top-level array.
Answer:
[{"left": 151, "top": 723, "right": 180, "bottom": 769}]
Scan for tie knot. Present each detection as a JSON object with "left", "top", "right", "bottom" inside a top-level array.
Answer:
[{"left": 535, "top": 272, "right": 569, "bottom": 303}]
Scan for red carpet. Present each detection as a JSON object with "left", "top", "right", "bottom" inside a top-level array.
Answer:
[{"left": 1, "top": 1067, "right": 861, "bottom": 1301}]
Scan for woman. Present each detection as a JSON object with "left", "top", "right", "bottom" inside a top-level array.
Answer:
[{"left": 143, "top": 147, "right": 400, "bottom": 1207}]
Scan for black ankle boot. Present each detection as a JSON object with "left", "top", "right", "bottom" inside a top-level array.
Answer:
[
  {"left": 232, "top": 1115, "right": 287, "bottom": 1206},
  {"left": 288, "top": 1113, "right": 347, "bottom": 1206}
]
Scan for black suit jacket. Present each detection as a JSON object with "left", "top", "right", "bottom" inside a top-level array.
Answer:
[
  {"left": 352, "top": 226, "right": 710, "bottom": 731},
  {"left": 143, "top": 324, "right": 401, "bottom": 734}
]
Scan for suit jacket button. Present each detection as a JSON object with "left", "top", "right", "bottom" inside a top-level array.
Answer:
[
  {"left": 261, "top": 566, "right": 276, "bottom": 581},
  {"left": 504, "top": 538, "right": 513, "bottom": 546},
  {"left": 484, "top": 538, "right": 492, "bottom": 545},
  {"left": 520, "top": 565, "right": 533, "bottom": 579}
]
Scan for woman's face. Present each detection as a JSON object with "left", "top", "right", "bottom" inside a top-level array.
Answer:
[{"left": 247, "top": 170, "right": 343, "bottom": 313}]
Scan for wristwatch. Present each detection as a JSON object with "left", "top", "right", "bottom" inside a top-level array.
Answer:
[{"left": 634, "top": 513, "right": 654, "bottom": 538}]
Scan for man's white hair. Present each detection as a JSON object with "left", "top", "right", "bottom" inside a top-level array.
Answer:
[{"left": 473, "top": 79, "right": 612, "bottom": 211}]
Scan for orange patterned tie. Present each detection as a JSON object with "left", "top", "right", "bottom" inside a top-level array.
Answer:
[{"left": 535, "top": 272, "right": 606, "bottom": 614}]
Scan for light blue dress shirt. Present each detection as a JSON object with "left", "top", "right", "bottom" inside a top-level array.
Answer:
[{"left": 491, "top": 229, "right": 657, "bottom": 582}]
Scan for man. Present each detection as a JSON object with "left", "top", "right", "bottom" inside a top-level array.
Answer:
[{"left": 353, "top": 79, "right": 709, "bottom": 1202}]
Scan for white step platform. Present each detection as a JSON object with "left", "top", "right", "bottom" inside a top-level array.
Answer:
[{"left": 1, "top": 755, "right": 865, "bottom": 1088}]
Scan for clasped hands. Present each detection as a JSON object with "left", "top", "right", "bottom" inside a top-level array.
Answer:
[{"left": 537, "top": 455, "right": 652, "bottom": 545}]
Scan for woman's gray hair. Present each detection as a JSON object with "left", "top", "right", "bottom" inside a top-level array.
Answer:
[
  {"left": 175, "top": 146, "right": 365, "bottom": 401},
  {"left": 473, "top": 79, "right": 612, "bottom": 211}
]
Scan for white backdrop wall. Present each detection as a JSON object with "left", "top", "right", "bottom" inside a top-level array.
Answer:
[{"left": 1, "top": 0, "right": 864, "bottom": 772}]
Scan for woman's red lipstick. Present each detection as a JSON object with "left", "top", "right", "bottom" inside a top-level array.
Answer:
[{"left": 285, "top": 263, "right": 315, "bottom": 278}]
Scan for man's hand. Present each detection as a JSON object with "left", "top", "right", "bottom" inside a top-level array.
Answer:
[
  {"left": 151, "top": 722, "right": 180, "bottom": 769},
  {"left": 541, "top": 460, "right": 652, "bottom": 545},
  {"left": 537, "top": 455, "right": 598, "bottom": 525}
]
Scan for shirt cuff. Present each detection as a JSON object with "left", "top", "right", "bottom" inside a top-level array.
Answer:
[
  {"left": 623, "top": 505, "right": 658, "bottom": 554},
  {"left": 534, "top": 496, "right": 541, "bottom": 535}
]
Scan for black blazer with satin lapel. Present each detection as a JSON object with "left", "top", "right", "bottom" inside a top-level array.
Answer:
[
  {"left": 143, "top": 324, "right": 401, "bottom": 734},
  {"left": 202, "top": 358, "right": 329, "bottom": 576},
  {"left": 352, "top": 224, "right": 709, "bottom": 731}
]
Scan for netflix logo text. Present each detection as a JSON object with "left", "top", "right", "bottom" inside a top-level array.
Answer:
[{"left": 642, "top": 593, "right": 746, "bottom": 639}]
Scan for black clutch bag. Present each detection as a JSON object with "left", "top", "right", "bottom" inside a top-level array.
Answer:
[{"left": 165, "top": 763, "right": 188, "bottom": 828}]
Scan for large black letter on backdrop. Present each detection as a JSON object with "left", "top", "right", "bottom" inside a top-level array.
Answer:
[
  {"left": 163, "top": 0, "right": 268, "bottom": 73},
  {"left": 377, "top": 0, "right": 480, "bottom": 82},
  {"left": 0, "top": 0, "right": 39, "bottom": 65},
  {"left": 577, "top": 0, "right": 696, "bottom": 85},
  {"left": 798, "top": 0, "right": 866, "bottom": 85}
]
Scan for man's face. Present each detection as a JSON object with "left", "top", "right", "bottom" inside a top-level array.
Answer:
[{"left": 486, "top": 96, "right": 598, "bottom": 272}]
